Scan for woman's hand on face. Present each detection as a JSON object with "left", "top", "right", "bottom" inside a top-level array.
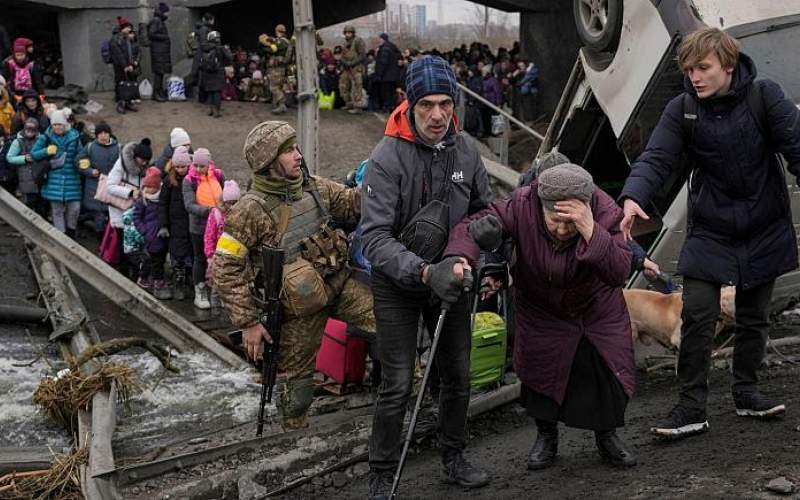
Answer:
[{"left": 554, "top": 199, "right": 594, "bottom": 242}]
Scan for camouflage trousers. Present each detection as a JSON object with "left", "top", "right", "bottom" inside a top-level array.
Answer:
[
  {"left": 269, "top": 66, "right": 287, "bottom": 106},
  {"left": 278, "top": 269, "right": 375, "bottom": 428},
  {"left": 339, "top": 66, "right": 365, "bottom": 109}
]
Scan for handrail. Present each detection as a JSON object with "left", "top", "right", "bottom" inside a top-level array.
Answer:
[{"left": 457, "top": 82, "right": 544, "bottom": 141}]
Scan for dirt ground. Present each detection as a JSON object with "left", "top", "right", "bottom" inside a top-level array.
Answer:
[
  {"left": 84, "top": 92, "right": 387, "bottom": 184},
  {"left": 330, "top": 344, "right": 800, "bottom": 499}
]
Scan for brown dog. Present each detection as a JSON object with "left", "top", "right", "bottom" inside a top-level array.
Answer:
[{"left": 624, "top": 286, "right": 736, "bottom": 350}]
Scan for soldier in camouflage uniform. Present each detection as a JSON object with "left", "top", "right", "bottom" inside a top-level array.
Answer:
[
  {"left": 213, "top": 121, "right": 375, "bottom": 430},
  {"left": 259, "top": 24, "right": 290, "bottom": 115},
  {"left": 339, "top": 24, "right": 367, "bottom": 114}
]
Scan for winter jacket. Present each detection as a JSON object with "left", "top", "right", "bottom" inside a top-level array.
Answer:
[
  {"left": 106, "top": 142, "right": 146, "bottom": 228},
  {"left": 200, "top": 44, "right": 233, "bottom": 92},
  {"left": 6, "top": 130, "right": 48, "bottom": 194},
  {"left": 0, "top": 88, "right": 13, "bottom": 133},
  {"left": 153, "top": 143, "right": 174, "bottom": 172},
  {"left": 77, "top": 138, "right": 120, "bottom": 212},
  {"left": 203, "top": 206, "right": 225, "bottom": 259},
  {"left": 517, "top": 65, "right": 539, "bottom": 96},
  {"left": 361, "top": 99, "right": 493, "bottom": 290},
  {"left": 31, "top": 126, "right": 82, "bottom": 202},
  {"left": 190, "top": 21, "right": 214, "bottom": 79},
  {"left": 445, "top": 183, "right": 635, "bottom": 403},
  {"left": 481, "top": 75, "right": 503, "bottom": 106},
  {"left": 148, "top": 13, "right": 172, "bottom": 74},
  {"left": 620, "top": 53, "right": 800, "bottom": 290},
  {"left": 3, "top": 55, "right": 44, "bottom": 97},
  {"left": 109, "top": 31, "right": 140, "bottom": 72},
  {"left": 159, "top": 171, "right": 192, "bottom": 258},
  {"left": 182, "top": 162, "right": 224, "bottom": 235},
  {"left": 375, "top": 41, "right": 401, "bottom": 84},
  {"left": 134, "top": 195, "right": 167, "bottom": 254}
]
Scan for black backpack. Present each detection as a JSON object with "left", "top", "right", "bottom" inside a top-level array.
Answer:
[{"left": 201, "top": 48, "right": 220, "bottom": 73}]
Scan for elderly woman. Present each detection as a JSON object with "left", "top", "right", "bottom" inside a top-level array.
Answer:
[{"left": 445, "top": 163, "right": 637, "bottom": 469}]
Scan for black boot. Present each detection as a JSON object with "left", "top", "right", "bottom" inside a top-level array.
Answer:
[
  {"left": 441, "top": 448, "right": 489, "bottom": 488},
  {"left": 116, "top": 101, "right": 126, "bottom": 114},
  {"left": 65, "top": 228, "right": 76, "bottom": 239},
  {"left": 214, "top": 104, "right": 222, "bottom": 118},
  {"left": 367, "top": 471, "right": 394, "bottom": 500},
  {"left": 595, "top": 430, "right": 637, "bottom": 467},
  {"left": 124, "top": 101, "right": 138, "bottom": 112},
  {"left": 208, "top": 105, "right": 215, "bottom": 116},
  {"left": 527, "top": 419, "right": 558, "bottom": 470},
  {"left": 172, "top": 267, "right": 186, "bottom": 301}
]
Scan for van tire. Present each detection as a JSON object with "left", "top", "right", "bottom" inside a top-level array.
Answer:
[{"left": 573, "top": 0, "right": 623, "bottom": 53}]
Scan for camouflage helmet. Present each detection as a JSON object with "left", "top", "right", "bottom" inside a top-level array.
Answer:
[
  {"left": 343, "top": 24, "right": 355, "bottom": 34},
  {"left": 275, "top": 24, "right": 287, "bottom": 35},
  {"left": 243, "top": 121, "right": 297, "bottom": 173}
]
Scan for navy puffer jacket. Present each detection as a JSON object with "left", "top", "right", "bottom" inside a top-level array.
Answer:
[{"left": 620, "top": 53, "right": 800, "bottom": 290}]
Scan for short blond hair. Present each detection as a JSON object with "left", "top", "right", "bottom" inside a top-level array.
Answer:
[{"left": 678, "top": 28, "right": 740, "bottom": 71}]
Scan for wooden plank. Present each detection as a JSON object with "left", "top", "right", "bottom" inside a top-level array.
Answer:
[
  {"left": 0, "top": 187, "right": 246, "bottom": 368},
  {"left": 0, "top": 447, "right": 52, "bottom": 474}
]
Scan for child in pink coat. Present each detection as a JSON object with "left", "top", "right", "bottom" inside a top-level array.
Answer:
[{"left": 204, "top": 179, "right": 240, "bottom": 307}]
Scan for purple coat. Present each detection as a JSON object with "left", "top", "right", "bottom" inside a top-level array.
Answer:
[
  {"left": 134, "top": 196, "right": 168, "bottom": 255},
  {"left": 445, "top": 183, "right": 636, "bottom": 404},
  {"left": 481, "top": 76, "right": 503, "bottom": 106}
]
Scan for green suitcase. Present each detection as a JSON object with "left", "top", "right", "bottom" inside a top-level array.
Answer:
[{"left": 470, "top": 285, "right": 508, "bottom": 390}]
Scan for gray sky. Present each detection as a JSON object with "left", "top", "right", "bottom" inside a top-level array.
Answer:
[{"left": 391, "top": 0, "right": 520, "bottom": 26}]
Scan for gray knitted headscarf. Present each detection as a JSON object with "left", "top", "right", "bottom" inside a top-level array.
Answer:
[{"left": 537, "top": 163, "right": 594, "bottom": 211}]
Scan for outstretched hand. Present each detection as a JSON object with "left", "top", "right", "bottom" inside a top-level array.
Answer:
[{"left": 621, "top": 199, "right": 649, "bottom": 241}]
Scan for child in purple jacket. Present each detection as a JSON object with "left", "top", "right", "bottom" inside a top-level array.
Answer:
[{"left": 134, "top": 166, "right": 171, "bottom": 299}]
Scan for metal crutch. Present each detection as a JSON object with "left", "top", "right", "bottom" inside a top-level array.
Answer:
[{"left": 390, "top": 269, "right": 474, "bottom": 499}]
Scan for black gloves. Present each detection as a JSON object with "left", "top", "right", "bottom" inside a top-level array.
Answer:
[
  {"left": 469, "top": 215, "right": 503, "bottom": 251},
  {"left": 426, "top": 256, "right": 469, "bottom": 304}
]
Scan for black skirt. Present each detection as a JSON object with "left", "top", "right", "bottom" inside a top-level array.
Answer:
[{"left": 521, "top": 336, "right": 628, "bottom": 431}]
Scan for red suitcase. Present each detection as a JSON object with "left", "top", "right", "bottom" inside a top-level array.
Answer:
[{"left": 315, "top": 318, "right": 367, "bottom": 385}]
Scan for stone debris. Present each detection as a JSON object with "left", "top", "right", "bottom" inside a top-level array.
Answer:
[{"left": 766, "top": 477, "right": 796, "bottom": 495}]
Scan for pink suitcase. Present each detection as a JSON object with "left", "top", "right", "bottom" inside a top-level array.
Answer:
[{"left": 315, "top": 318, "right": 368, "bottom": 385}]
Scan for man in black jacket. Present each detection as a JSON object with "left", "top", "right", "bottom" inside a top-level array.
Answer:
[
  {"left": 374, "top": 33, "right": 401, "bottom": 112},
  {"left": 148, "top": 2, "right": 172, "bottom": 102},
  {"left": 619, "top": 28, "right": 800, "bottom": 440},
  {"left": 109, "top": 17, "right": 140, "bottom": 114},
  {"left": 190, "top": 12, "right": 215, "bottom": 104}
]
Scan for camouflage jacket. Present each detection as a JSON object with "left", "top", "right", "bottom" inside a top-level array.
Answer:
[
  {"left": 341, "top": 37, "right": 366, "bottom": 69},
  {"left": 214, "top": 176, "right": 361, "bottom": 328},
  {"left": 262, "top": 35, "right": 290, "bottom": 66}
]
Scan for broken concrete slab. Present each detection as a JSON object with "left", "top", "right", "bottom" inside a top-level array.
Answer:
[{"left": 766, "top": 477, "right": 796, "bottom": 495}]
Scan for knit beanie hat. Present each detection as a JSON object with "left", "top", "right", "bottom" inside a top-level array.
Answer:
[
  {"left": 134, "top": 138, "right": 153, "bottom": 161},
  {"left": 222, "top": 180, "right": 241, "bottom": 202},
  {"left": 379, "top": 33, "right": 389, "bottom": 41},
  {"left": 117, "top": 17, "right": 132, "bottom": 30},
  {"left": 193, "top": 147, "right": 211, "bottom": 167},
  {"left": 157, "top": 2, "right": 170, "bottom": 14},
  {"left": 171, "top": 145, "right": 191, "bottom": 167},
  {"left": 49, "top": 110, "right": 68, "bottom": 126},
  {"left": 537, "top": 163, "right": 594, "bottom": 211},
  {"left": 13, "top": 38, "right": 26, "bottom": 54},
  {"left": 170, "top": 127, "right": 191, "bottom": 148},
  {"left": 405, "top": 56, "right": 458, "bottom": 110},
  {"left": 23, "top": 117, "right": 39, "bottom": 131},
  {"left": 94, "top": 121, "right": 112, "bottom": 136},
  {"left": 142, "top": 167, "right": 162, "bottom": 189}
]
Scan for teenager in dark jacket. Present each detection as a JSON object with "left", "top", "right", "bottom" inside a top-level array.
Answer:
[
  {"left": 109, "top": 17, "right": 140, "bottom": 114},
  {"left": 199, "top": 31, "right": 232, "bottom": 118},
  {"left": 77, "top": 121, "right": 119, "bottom": 235},
  {"left": 190, "top": 13, "right": 215, "bottom": 103},
  {"left": 11, "top": 89, "right": 48, "bottom": 134},
  {"left": 135, "top": 167, "right": 171, "bottom": 299},
  {"left": 620, "top": 28, "right": 800, "bottom": 440},
  {"left": 148, "top": 2, "right": 172, "bottom": 102},
  {"left": 5, "top": 118, "right": 47, "bottom": 216},
  {"left": 159, "top": 146, "right": 193, "bottom": 300}
]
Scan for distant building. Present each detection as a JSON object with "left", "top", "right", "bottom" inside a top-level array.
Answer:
[{"left": 412, "top": 4, "right": 427, "bottom": 38}]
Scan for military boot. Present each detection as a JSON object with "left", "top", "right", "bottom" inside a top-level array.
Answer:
[
  {"left": 279, "top": 376, "right": 314, "bottom": 431},
  {"left": 271, "top": 104, "right": 287, "bottom": 115}
]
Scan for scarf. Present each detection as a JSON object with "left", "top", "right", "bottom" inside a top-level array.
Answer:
[
  {"left": 196, "top": 172, "right": 223, "bottom": 207},
  {"left": 143, "top": 189, "right": 161, "bottom": 203},
  {"left": 251, "top": 173, "right": 304, "bottom": 201}
]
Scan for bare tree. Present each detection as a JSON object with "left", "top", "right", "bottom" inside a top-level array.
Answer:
[{"left": 469, "top": 4, "right": 490, "bottom": 40}]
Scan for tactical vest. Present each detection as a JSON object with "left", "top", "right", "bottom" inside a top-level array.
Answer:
[{"left": 274, "top": 190, "right": 325, "bottom": 263}]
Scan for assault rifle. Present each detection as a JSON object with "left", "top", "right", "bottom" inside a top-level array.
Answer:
[{"left": 256, "top": 247, "right": 285, "bottom": 437}]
